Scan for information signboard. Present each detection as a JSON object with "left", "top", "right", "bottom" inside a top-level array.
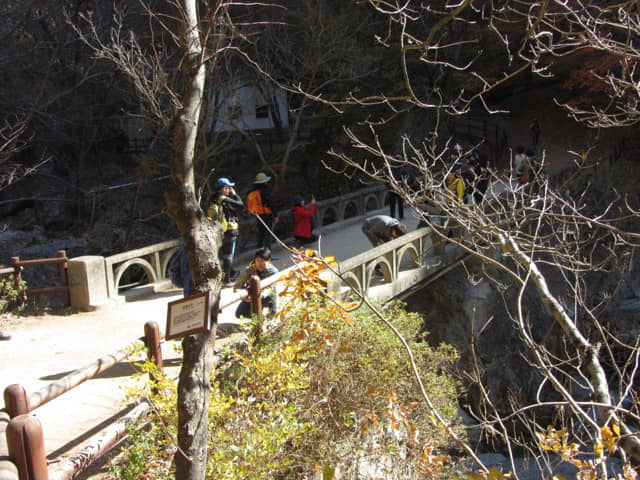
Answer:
[{"left": 166, "top": 291, "right": 210, "bottom": 340}]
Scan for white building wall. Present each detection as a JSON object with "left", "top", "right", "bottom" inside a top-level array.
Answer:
[{"left": 213, "top": 83, "right": 289, "bottom": 132}]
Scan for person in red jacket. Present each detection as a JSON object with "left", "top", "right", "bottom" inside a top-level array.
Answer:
[{"left": 291, "top": 194, "right": 318, "bottom": 246}]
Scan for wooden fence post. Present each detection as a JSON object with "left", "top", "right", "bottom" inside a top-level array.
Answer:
[
  {"left": 144, "top": 321, "right": 163, "bottom": 393},
  {"left": 55, "top": 251, "right": 69, "bottom": 307},
  {"left": 248, "top": 275, "right": 262, "bottom": 340},
  {"left": 144, "top": 322, "right": 163, "bottom": 371},
  {"left": 6, "top": 415, "right": 48, "bottom": 480},
  {"left": 4, "top": 385, "right": 30, "bottom": 418}
]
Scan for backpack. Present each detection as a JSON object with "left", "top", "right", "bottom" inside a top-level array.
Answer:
[
  {"left": 167, "top": 246, "right": 186, "bottom": 288},
  {"left": 207, "top": 200, "right": 229, "bottom": 231},
  {"left": 247, "top": 189, "right": 268, "bottom": 215}
]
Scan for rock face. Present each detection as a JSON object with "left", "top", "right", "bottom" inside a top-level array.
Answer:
[
  {"left": 406, "top": 252, "right": 544, "bottom": 415},
  {"left": 406, "top": 242, "right": 640, "bottom": 428}
]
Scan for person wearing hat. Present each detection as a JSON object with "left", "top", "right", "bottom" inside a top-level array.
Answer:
[
  {"left": 247, "top": 172, "right": 280, "bottom": 251},
  {"left": 291, "top": 194, "right": 318, "bottom": 246},
  {"left": 208, "top": 177, "right": 244, "bottom": 286}
]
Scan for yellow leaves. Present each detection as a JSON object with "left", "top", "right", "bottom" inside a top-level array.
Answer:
[
  {"left": 597, "top": 424, "right": 619, "bottom": 456},
  {"left": 535, "top": 424, "right": 634, "bottom": 480},
  {"left": 418, "top": 442, "right": 450, "bottom": 476},
  {"left": 537, "top": 426, "right": 577, "bottom": 456}
]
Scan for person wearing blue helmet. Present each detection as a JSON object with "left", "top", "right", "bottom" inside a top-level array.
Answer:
[{"left": 208, "top": 177, "right": 244, "bottom": 286}]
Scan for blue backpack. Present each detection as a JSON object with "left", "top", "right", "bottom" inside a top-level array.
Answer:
[{"left": 168, "top": 246, "right": 186, "bottom": 288}]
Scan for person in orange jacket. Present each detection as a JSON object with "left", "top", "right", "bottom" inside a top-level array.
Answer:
[{"left": 247, "top": 172, "right": 280, "bottom": 250}]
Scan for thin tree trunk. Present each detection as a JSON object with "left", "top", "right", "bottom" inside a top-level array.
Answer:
[{"left": 165, "top": 1, "right": 220, "bottom": 479}]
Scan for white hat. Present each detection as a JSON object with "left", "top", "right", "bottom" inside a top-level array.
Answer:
[{"left": 254, "top": 172, "right": 271, "bottom": 184}]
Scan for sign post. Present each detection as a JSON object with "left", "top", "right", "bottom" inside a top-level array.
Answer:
[{"left": 166, "top": 291, "right": 211, "bottom": 340}]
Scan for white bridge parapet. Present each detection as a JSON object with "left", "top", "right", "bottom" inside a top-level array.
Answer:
[
  {"left": 67, "top": 186, "right": 390, "bottom": 311},
  {"left": 324, "top": 226, "right": 439, "bottom": 303}
]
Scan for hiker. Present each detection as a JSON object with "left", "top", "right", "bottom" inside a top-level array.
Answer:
[
  {"left": 208, "top": 177, "right": 244, "bottom": 286},
  {"left": 233, "top": 247, "right": 279, "bottom": 318},
  {"left": 291, "top": 194, "right": 318, "bottom": 246},
  {"left": 387, "top": 155, "right": 417, "bottom": 219},
  {"left": 526, "top": 148, "right": 543, "bottom": 177},
  {"left": 513, "top": 145, "right": 529, "bottom": 184},
  {"left": 452, "top": 144, "right": 476, "bottom": 203},
  {"left": 361, "top": 214, "right": 407, "bottom": 248},
  {"left": 167, "top": 243, "right": 192, "bottom": 296},
  {"left": 530, "top": 117, "right": 541, "bottom": 148},
  {"left": 445, "top": 171, "right": 465, "bottom": 203},
  {"left": 247, "top": 172, "right": 279, "bottom": 251},
  {"left": 472, "top": 146, "right": 491, "bottom": 205}
]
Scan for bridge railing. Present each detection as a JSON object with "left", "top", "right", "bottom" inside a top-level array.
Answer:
[
  {"left": 68, "top": 186, "right": 388, "bottom": 311},
  {"left": 324, "top": 226, "right": 441, "bottom": 303}
]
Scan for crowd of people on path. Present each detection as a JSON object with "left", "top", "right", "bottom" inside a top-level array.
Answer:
[
  {"left": 169, "top": 170, "right": 319, "bottom": 319},
  {"left": 171, "top": 116, "right": 545, "bottom": 321}
]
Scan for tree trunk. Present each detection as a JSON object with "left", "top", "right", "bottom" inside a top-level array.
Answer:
[
  {"left": 165, "top": 1, "right": 221, "bottom": 479},
  {"left": 175, "top": 325, "right": 217, "bottom": 479}
]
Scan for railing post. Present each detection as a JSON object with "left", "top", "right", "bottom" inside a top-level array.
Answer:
[
  {"left": 144, "top": 321, "right": 163, "bottom": 393},
  {"left": 144, "top": 321, "right": 162, "bottom": 380},
  {"left": 248, "top": 275, "right": 262, "bottom": 340},
  {"left": 4, "top": 385, "right": 30, "bottom": 418},
  {"left": 144, "top": 322, "right": 163, "bottom": 371},
  {"left": 56, "top": 251, "right": 69, "bottom": 307},
  {"left": 6, "top": 415, "right": 48, "bottom": 480}
]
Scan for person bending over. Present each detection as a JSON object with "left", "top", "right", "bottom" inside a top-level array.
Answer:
[{"left": 361, "top": 214, "right": 407, "bottom": 247}]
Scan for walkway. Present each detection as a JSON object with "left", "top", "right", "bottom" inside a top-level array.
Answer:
[{"left": 0, "top": 209, "right": 420, "bottom": 473}]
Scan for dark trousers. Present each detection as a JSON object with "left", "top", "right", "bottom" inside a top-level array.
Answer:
[
  {"left": 235, "top": 296, "right": 274, "bottom": 318},
  {"left": 474, "top": 178, "right": 489, "bottom": 205},
  {"left": 220, "top": 229, "right": 238, "bottom": 280},
  {"left": 294, "top": 234, "right": 318, "bottom": 246},
  {"left": 388, "top": 191, "right": 404, "bottom": 219},
  {"left": 256, "top": 214, "right": 274, "bottom": 249}
]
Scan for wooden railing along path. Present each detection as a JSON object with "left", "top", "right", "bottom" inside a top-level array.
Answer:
[
  {"left": 1, "top": 225, "right": 443, "bottom": 480},
  {"left": 0, "top": 251, "right": 69, "bottom": 310},
  {"left": 1, "top": 259, "right": 302, "bottom": 480}
]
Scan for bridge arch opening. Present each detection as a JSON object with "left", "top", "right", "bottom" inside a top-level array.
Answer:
[
  {"left": 367, "top": 259, "right": 392, "bottom": 286},
  {"left": 115, "top": 259, "right": 157, "bottom": 294},
  {"left": 116, "top": 263, "right": 152, "bottom": 293},
  {"left": 343, "top": 201, "right": 359, "bottom": 219},
  {"left": 397, "top": 243, "right": 421, "bottom": 271},
  {"left": 321, "top": 207, "right": 338, "bottom": 226},
  {"left": 363, "top": 194, "right": 380, "bottom": 213}
]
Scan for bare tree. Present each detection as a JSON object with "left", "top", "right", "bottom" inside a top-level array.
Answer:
[
  {"left": 69, "top": 1, "right": 277, "bottom": 478},
  {"left": 320, "top": 0, "right": 640, "bottom": 475}
]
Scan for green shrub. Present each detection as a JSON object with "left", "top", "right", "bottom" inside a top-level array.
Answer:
[
  {"left": 0, "top": 271, "right": 27, "bottom": 313},
  {"left": 107, "top": 297, "right": 462, "bottom": 479},
  {"left": 211, "top": 296, "right": 463, "bottom": 478}
]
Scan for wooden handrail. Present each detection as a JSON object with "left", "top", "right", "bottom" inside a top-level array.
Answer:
[{"left": 10, "top": 250, "right": 69, "bottom": 307}]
